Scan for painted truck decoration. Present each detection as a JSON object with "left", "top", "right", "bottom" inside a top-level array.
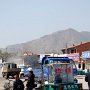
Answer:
[{"left": 41, "top": 56, "right": 82, "bottom": 90}]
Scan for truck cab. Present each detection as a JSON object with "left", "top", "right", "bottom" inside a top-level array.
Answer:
[{"left": 2, "top": 62, "right": 21, "bottom": 79}]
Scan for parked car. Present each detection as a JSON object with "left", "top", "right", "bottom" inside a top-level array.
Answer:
[{"left": 18, "top": 65, "right": 28, "bottom": 77}]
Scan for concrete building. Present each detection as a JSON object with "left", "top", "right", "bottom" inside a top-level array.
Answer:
[
  {"left": 82, "top": 51, "right": 90, "bottom": 71},
  {"left": 61, "top": 42, "right": 90, "bottom": 70},
  {"left": 62, "top": 42, "right": 90, "bottom": 56}
]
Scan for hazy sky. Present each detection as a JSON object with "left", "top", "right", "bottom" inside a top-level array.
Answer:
[{"left": 0, "top": 0, "right": 90, "bottom": 48}]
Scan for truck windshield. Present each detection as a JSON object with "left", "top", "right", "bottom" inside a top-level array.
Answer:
[{"left": 11, "top": 64, "right": 17, "bottom": 68}]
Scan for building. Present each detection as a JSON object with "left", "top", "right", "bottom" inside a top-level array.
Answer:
[
  {"left": 62, "top": 42, "right": 90, "bottom": 56},
  {"left": 61, "top": 42, "right": 90, "bottom": 70},
  {"left": 82, "top": 51, "right": 90, "bottom": 71}
]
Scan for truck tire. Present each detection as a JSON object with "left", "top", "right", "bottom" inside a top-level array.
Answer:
[
  {"left": 6, "top": 73, "right": 9, "bottom": 79},
  {"left": 2, "top": 73, "right": 5, "bottom": 78},
  {"left": 3, "top": 74, "right": 5, "bottom": 78}
]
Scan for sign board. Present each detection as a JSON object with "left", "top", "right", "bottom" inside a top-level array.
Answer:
[
  {"left": 58, "top": 53, "right": 79, "bottom": 61},
  {"left": 82, "top": 51, "right": 90, "bottom": 59},
  {"left": 67, "top": 53, "right": 79, "bottom": 61},
  {"left": 62, "top": 84, "right": 79, "bottom": 90}
]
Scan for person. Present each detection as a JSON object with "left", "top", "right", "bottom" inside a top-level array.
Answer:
[
  {"left": 26, "top": 67, "right": 35, "bottom": 90},
  {"left": 24, "top": 77, "right": 28, "bottom": 90},
  {"left": 85, "top": 72, "right": 90, "bottom": 90},
  {"left": 13, "top": 74, "right": 24, "bottom": 90},
  {"left": 54, "top": 74, "right": 62, "bottom": 84}
]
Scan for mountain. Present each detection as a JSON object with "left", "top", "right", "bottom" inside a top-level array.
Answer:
[{"left": 6, "top": 28, "right": 90, "bottom": 54}]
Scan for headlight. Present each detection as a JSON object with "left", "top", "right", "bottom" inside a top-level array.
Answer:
[
  {"left": 21, "top": 69, "right": 24, "bottom": 72},
  {"left": 44, "top": 81, "right": 48, "bottom": 84}
]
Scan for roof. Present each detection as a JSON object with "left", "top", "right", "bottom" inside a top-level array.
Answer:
[
  {"left": 45, "top": 57, "right": 71, "bottom": 61},
  {"left": 42, "top": 56, "right": 72, "bottom": 65},
  {"left": 62, "top": 42, "right": 90, "bottom": 50}
]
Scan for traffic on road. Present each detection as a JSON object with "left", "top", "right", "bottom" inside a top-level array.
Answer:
[{"left": 0, "top": 56, "right": 89, "bottom": 90}]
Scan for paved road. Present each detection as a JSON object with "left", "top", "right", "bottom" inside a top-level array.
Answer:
[
  {"left": 0, "top": 77, "right": 9, "bottom": 90},
  {"left": 76, "top": 75, "right": 89, "bottom": 90},
  {"left": 0, "top": 77, "right": 25, "bottom": 90},
  {"left": 0, "top": 75, "right": 89, "bottom": 90}
]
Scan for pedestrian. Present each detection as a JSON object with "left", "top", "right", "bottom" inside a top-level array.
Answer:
[
  {"left": 13, "top": 74, "right": 24, "bottom": 90},
  {"left": 54, "top": 73, "right": 62, "bottom": 84},
  {"left": 26, "top": 67, "right": 35, "bottom": 90},
  {"left": 85, "top": 72, "right": 90, "bottom": 90}
]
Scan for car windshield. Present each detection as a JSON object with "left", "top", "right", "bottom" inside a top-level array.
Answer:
[
  {"left": 19, "top": 66, "right": 27, "bottom": 69},
  {"left": 11, "top": 64, "right": 17, "bottom": 68}
]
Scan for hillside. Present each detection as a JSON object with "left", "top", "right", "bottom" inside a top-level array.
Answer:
[{"left": 6, "top": 28, "right": 90, "bottom": 54}]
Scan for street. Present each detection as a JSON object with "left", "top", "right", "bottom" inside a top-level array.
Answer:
[
  {"left": 76, "top": 75, "right": 89, "bottom": 90},
  {"left": 0, "top": 75, "right": 89, "bottom": 90},
  {"left": 0, "top": 77, "right": 9, "bottom": 90}
]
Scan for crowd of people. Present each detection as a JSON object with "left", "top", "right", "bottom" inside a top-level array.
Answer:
[
  {"left": 13, "top": 67, "right": 36, "bottom": 90},
  {"left": 7, "top": 66, "right": 90, "bottom": 90}
]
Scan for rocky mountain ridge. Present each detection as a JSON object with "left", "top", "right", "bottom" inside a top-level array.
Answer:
[{"left": 5, "top": 28, "right": 90, "bottom": 55}]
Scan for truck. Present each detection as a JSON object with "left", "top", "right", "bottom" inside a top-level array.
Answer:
[
  {"left": 2, "top": 62, "right": 21, "bottom": 79},
  {"left": 18, "top": 65, "right": 28, "bottom": 77},
  {"left": 19, "top": 65, "right": 42, "bottom": 81},
  {"left": 41, "top": 56, "right": 83, "bottom": 90}
]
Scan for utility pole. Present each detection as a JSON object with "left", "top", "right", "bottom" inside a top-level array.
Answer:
[{"left": 65, "top": 43, "right": 68, "bottom": 54}]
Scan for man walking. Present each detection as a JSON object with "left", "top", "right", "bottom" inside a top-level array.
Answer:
[
  {"left": 85, "top": 72, "right": 90, "bottom": 90},
  {"left": 13, "top": 74, "right": 24, "bottom": 90},
  {"left": 26, "top": 67, "right": 35, "bottom": 90}
]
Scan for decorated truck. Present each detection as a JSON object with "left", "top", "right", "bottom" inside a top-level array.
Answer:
[{"left": 41, "top": 56, "right": 83, "bottom": 90}]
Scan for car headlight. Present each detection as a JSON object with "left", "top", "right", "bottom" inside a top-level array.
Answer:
[{"left": 21, "top": 69, "right": 24, "bottom": 72}]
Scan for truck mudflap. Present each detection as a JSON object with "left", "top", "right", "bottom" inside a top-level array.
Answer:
[{"left": 43, "top": 83, "right": 82, "bottom": 90}]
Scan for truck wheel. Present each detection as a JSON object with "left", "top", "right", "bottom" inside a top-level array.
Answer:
[
  {"left": 2, "top": 73, "right": 5, "bottom": 78},
  {"left": 20, "top": 74, "right": 24, "bottom": 78},
  {"left": 6, "top": 73, "right": 9, "bottom": 79},
  {"left": 3, "top": 75, "right": 5, "bottom": 78}
]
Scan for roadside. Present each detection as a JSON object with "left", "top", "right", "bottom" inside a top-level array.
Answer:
[
  {"left": 76, "top": 75, "right": 89, "bottom": 90},
  {"left": 0, "top": 77, "right": 8, "bottom": 90},
  {"left": 0, "top": 73, "right": 89, "bottom": 90}
]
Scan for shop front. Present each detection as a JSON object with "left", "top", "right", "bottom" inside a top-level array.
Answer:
[
  {"left": 82, "top": 51, "right": 90, "bottom": 72},
  {"left": 67, "top": 53, "right": 80, "bottom": 69}
]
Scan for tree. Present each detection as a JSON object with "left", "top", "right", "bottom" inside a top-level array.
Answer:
[{"left": 0, "top": 50, "right": 11, "bottom": 62}]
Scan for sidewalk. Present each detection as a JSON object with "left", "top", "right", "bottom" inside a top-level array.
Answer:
[{"left": 76, "top": 75, "right": 89, "bottom": 90}]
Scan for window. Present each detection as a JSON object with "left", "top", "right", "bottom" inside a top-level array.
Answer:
[
  {"left": 11, "top": 64, "right": 17, "bottom": 68},
  {"left": 71, "top": 50, "right": 74, "bottom": 53},
  {"left": 78, "top": 64, "right": 81, "bottom": 68},
  {"left": 82, "top": 63, "right": 85, "bottom": 70}
]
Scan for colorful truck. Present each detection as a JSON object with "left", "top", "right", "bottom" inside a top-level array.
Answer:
[{"left": 41, "top": 56, "right": 83, "bottom": 90}]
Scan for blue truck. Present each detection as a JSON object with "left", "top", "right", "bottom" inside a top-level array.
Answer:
[{"left": 41, "top": 56, "right": 83, "bottom": 90}]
